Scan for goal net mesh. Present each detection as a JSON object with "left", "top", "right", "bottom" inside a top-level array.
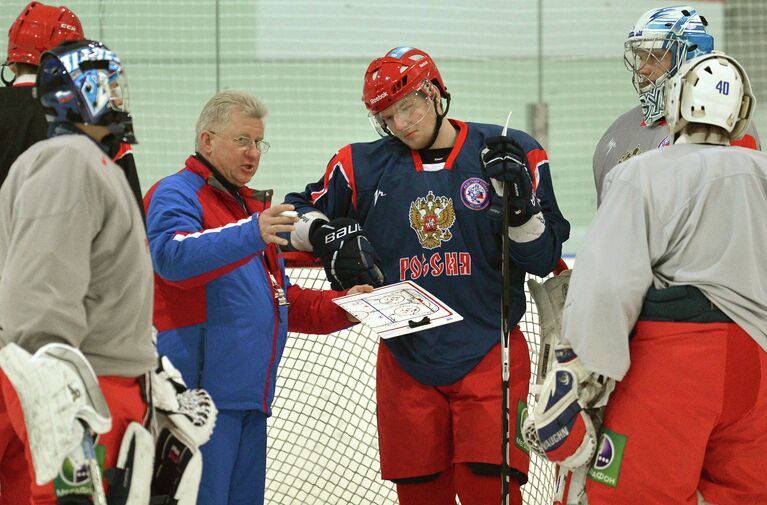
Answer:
[{"left": 266, "top": 260, "right": 557, "bottom": 504}]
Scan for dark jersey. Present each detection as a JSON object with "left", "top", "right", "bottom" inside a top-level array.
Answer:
[
  {"left": 286, "top": 119, "right": 570, "bottom": 385},
  {"left": 0, "top": 83, "right": 145, "bottom": 220},
  {"left": 0, "top": 85, "right": 47, "bottom": 187}
]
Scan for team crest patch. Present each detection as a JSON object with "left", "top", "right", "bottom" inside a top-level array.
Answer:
[
  {"left": 409, "top": 191, "right": 456, "bottom": 250},
  {"left": 460, "top": 177, "right": 490, "bottom": 210},
  {"left": 587, "top": 427, "right": 628, "bottom": 488}
]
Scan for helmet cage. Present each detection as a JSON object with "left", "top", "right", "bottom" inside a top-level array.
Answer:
[
  {"left": 624, "top": 6, "right": 714, "bottom": 125},
  {"left": 36, "top": 40, "right": 136, "bottom": 143}
]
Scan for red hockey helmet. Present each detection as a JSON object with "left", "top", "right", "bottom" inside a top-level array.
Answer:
[
  {"left": 362, "top": 47, "right": 448, "bottom": 115},
  {"left": 7, "top": 2, "right": 84, "bottom": 67}
]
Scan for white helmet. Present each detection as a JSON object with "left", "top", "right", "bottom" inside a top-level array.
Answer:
[
  {"left": 624, "top": 6, "right": 714, "bottom": 125},
  {"left": 665, "top": 52, "right": 755, "bottom": 141}
]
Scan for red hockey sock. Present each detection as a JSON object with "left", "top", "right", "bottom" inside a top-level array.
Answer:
[
  {"left": 395, "top": 468, "right": 456, "bottom": 505},
  {"left": 454, "top": 463, "right": 522, "bottom": 505}
]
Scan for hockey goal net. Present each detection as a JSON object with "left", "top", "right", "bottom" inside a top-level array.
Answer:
[{"left": 265, "top": 253, "right": 558, "bottom": 504}]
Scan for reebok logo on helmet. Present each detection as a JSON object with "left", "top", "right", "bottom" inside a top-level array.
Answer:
[{"left": 369, "top": 92, "right": 388, "bottom": 105}]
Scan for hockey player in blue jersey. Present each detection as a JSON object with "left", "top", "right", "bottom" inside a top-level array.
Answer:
[{"left": 285, "top": 46, "right": 570, "bottom": 504}]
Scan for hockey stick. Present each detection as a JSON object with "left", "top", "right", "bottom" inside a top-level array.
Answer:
[
  {"left": 80, "top": 423, "right": 108, "bottom": 505},
  {"left": 500, "top": 111, "right": 513, "bottom": 505}
]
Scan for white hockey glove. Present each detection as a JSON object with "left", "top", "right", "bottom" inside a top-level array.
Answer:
[
  {"left": 522, "top": 345, "right": 614, "bottom": 469},
  {"left": 150, "top": 355, "right": 217, "bottom": 505},
  {"left": 0, "top": 343, "right": 112, "bottom": 485}
]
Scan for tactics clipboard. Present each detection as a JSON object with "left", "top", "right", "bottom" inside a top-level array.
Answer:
[{"left": 332, "top": 281, "right": 463, "bottom": 339}]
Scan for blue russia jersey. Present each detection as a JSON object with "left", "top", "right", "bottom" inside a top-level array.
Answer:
[{"left": 285, "top": 120, "right": 570, "bottom": 385}]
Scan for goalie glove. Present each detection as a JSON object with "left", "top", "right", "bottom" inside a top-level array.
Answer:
[
  {"left": 527, "top": 270, "right": 571, "bottom": 390},
  {"left": 150, "top": 356, "right": 217, "bottom": 505},
  {"left": 309, "top": 217, "right": 385, "bottom": 290},
  {"left": 150, "top": 355, "right": 217, "bottom": 447},
  {"left": 522, "top": 345, "right": 614, "bottom": 469}
]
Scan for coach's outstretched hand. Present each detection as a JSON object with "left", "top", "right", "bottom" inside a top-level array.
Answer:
[
  {"left": 310, "top": 218, "right": 385, "bottom": 291},
  {"left": 481, "top": 135, "right": 541, "bottom": 226},
  {"left": 259, "top": 204, "right": 299, "bottom": 246}
]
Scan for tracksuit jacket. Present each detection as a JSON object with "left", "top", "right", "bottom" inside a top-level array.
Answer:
[{"left": 145, "top": 154, "right": 352, "bottom": 413}]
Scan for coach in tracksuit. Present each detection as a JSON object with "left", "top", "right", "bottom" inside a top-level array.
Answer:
[{"left": 144, "top": 90, "right": 371, "bottom": 505}]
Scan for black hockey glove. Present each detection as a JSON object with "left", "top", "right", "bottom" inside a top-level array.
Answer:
[
  {"left": 309, "top": 218, "right": 385, "bottom": 291},
  {"left": 481, "top": 135, "right": 541, "bottom": 226}
]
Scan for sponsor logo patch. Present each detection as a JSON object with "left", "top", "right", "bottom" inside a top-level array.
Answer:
[
  {"left": 460, "top": 177, "right": 490, "bottom": 210},
  {"left": 515, "top": 400, "right": 530, "bottom": 454},
  {"left": 588, "top": 427, "right": 627, "bottom": 488},
  {"left": 54, "top": 443, "right": 106, "bottom": 497}
]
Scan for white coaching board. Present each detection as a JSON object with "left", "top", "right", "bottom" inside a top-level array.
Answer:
[{"left": 332, "top": 281, "right": 463, "bottom": 339}]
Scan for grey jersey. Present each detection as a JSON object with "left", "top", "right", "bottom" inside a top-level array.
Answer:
[
  {"left": 592, "top": 105, "right": 761, "bottom": 206},
  {"left": 565, "top": 143, "right": 767, "bottom": 380},
  {"left": 0, "top": 134, "right": 155, "bottom": 377}
]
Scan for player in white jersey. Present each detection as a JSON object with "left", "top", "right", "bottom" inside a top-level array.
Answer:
[
  {"left": 592, "top": 5, "right": 760, "bottom": 206},
  {"left": 529, "top": 52, "right": 767, "bottom": 504}
]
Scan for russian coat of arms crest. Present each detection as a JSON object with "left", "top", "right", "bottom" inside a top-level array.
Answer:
[{"left": 408, "top": 191, "right": 456, "bottom": 250}]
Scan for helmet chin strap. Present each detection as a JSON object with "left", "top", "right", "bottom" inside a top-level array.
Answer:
[{"left": 423, "top": 92, "right": 451, "bottom": 150}]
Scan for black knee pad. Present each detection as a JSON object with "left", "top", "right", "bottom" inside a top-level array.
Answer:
[
  {"left": 390, "top": 472, "right": 441, "bottom": 485},
  {"left": 465, "top": 462, "right": 528, "bottom": 485}
]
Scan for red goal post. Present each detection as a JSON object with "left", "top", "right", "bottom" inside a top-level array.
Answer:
[{"left": 263, "top": 251, "right": 559, "bottom": 504}]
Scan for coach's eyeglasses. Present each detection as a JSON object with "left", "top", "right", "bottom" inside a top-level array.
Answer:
[{"left": 209, "top": 131, "right": 270, "bottom": 154}]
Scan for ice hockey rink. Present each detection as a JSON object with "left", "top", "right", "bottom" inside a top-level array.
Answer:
[{"left": 2, "top": 0, "right": 765, "bottom": 502}]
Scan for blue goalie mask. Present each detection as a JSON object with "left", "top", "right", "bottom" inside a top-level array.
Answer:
[
  {"left": 624, "top": 6, "right": 714, "bottom": 126},
  {"left": 35, "top": 39, "right": 136, "bottom": 144}
]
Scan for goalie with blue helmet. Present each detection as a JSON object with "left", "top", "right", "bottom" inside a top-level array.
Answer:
[
  {"left": 0, "top": 39, "right": 156, "bottom": 503},
  {"left": 36, "top": 39, "right": 136, "bottom": 145},
  {"left": 592, "top": 5, "right": 760, "bottom": 206}
]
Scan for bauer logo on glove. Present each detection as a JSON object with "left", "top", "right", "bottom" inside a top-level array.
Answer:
[{"left": 310, "top": 217, "right": 385, "bottom": 291}]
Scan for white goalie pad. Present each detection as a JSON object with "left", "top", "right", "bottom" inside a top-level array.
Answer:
[
  {"left": 527, "top": 269, "right": 572, "bottom": 388},
  {"left": 105, "top": 421, "right": 154, "bottom": 505},
  {"left": 0, "top": 342, "right": 112, "bottom": 485}
]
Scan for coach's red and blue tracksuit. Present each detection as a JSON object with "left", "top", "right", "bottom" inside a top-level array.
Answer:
[{"left": 145, "top": 154, "right": 353, "bottom": 505}]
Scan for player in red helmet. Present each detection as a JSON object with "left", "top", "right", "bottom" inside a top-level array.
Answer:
[
  {"left": 362, "top": 47, "right": 451, "bottom": 150},
  {"left": 4, "top": 1, "right": 84, "bottom": 72},
  {"left": 286, "top": 46, "right": 570, "bottom": 504}
]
